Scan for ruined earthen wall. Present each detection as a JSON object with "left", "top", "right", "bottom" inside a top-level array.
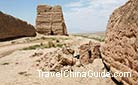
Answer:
[
  {"left": 36, "top": 5, "right": 67, "bottom": 35},
  {"left": 101, "top": 0, "right": 138, "bottom": 84},
  {"left": 0, "top": 11, "right": 36, "bottom": 40}
]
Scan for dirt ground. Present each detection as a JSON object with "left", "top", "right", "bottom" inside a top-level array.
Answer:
[{"left": 0, "top": 33, "right": 116, "bottom": 85}]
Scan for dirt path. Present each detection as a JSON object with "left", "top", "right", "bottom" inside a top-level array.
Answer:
[{"left": 0, "top": 42, "right": 41, "bottom": 58}]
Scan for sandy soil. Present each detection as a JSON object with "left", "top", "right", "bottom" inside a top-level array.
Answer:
[{"left": 0, "top": 34, "right": 116, "bottom": 85}]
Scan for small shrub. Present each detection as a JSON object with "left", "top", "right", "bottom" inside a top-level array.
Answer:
[
  {"left": 1, "top": 62, "right": 9, "bottom": 65},
  {"left": 56, "top": 43, "right": 63, "bottom": 48},
  {"left": 11, "top": 41, "right": 16, "bottom": 44}
]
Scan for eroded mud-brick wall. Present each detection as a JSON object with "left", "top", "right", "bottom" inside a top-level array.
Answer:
[
  {"left": 101, "top": 0, "right": 138, "bottom": 85},
  {"left": 36, "top": 5, "right": 68, "bottom": 35},
  {"left": 0, "top": 11, "right": 36, "bottom": 40}
]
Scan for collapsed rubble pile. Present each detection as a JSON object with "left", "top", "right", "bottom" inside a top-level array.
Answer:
[
  {"left": 32, "top": 41, "right": 101, "bottom": 72},
  {"left": 33, "top": 48, "right": 77, "bottom": 72}
]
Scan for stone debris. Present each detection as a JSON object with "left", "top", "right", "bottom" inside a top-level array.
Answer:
[
  {"left": 36, "top": 5, "right": 68, "bottom": 35},
  {"left": 32, "top": 40, "right": 101, "bottom": 72},
  {"left": 79, "top": 41, "right": 101, "bottom": 65},
  {"left": 33, "top": 49, "right": 77, "bottom": 72},
  {"left": 32, "top": 41, "right": 102, "bottom": 72},
  {"left": 0, "top": 11, "right": 36, "bottom": 40},
  {"left": 101, "top": 0, "right": 138, "bottom": 84},
  {"left": 62, "top": 46, "right": 75, "bottom": 55}
]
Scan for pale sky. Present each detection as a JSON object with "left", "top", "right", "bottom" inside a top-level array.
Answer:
[{"left": 0, "top": 0, "right": 127, "bottom": 33}]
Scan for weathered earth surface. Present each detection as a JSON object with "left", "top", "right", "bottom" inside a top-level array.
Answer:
[
  {"left": 0, "top": 33, "right": 116, "bottom": 85},
  {"left": 36, "top": 5, "right": 67, "bottom": 35},
  {"left": 0, "top": 11, "right": 36, "bottom": 40},
  {"left": 101, "top": 0, "right": 138, "bottom": 85}
]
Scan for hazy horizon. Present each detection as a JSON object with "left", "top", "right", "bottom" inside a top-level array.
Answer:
[{"left": 0, "top": 0, "right": 127, "bottom": 33}]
